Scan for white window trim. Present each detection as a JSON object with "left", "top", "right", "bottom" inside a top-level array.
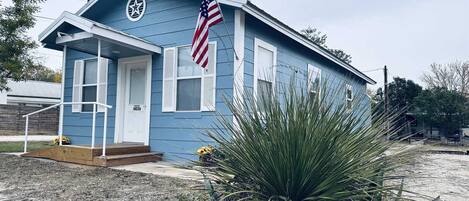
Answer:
[
  {"left": 346, "top": 84, "right": 354, "bottom": 110},
  {"left": 114, "top": 55, "right": 152, "bottom": 145},
  {"left": 253, "top": 38, "right": 277, "bottom": 100},
  {"left": 308, "top": 64, "right": 321, "bottom": 96},
  {"left": 165, "top": 42, "right": 217, "bottom": 113}
]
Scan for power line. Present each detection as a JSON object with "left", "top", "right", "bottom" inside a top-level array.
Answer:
[
  {"left": 362, "top": 68, "right": 383, "bottom": 73},
  {"left": 33, "top": 15, "right": 55, "bottom": 21}
]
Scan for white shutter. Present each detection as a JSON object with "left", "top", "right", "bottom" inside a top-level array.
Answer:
[
  {"left": 162, "top": 48, "right": 176, "bottom": 112},
  {"left": 97, "top": 58, "right": 109, "bottom": 112},
  {"left": 201, "top": 43, "right": 217, "bottom": 111},
  {"left": 72, "top": 60, "right": 84, "bottom": 112}
]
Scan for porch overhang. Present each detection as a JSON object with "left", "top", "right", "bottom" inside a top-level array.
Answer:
[{"left": 39, "top": 12, "right": 161, "bottom": 58}]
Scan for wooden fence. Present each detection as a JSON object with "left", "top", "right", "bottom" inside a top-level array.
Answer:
[{"left": 0, "top": 104, "right": 58, "bottom": 135}]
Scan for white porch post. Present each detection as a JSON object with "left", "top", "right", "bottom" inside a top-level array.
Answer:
[
  {"left": 102, "top": 108, "right": 108, "bottom": 157},
  {"left": 97, "top": 39, "right": 101, "bottom": 106},
  {"left": 58, "top": 45, "right": 67, "bottom": 146},
  {"left": 91, "top": 104, "right": 96, "bottom": 148},
  {"left": 92, "top": 39, "right": 102, "bottom": 149},
  {"left": 24, "top": 116, "right": 29, "bottom": 153}
]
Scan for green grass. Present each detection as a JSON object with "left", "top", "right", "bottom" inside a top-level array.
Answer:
[{"left": 0, "top": 141, "right": 55, "bottom": 153}]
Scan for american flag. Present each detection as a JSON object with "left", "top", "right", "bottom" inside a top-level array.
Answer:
[{"left": 191, "top": 0, "right": 223, "bottom": 68}]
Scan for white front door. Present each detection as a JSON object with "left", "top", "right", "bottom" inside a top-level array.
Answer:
[{"left": 116, "top": 56, "right": 152, "bottom": 144}]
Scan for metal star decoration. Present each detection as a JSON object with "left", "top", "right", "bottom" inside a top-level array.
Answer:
[{"left": 130, "top": 0, "right": 143, "bottom": 17}]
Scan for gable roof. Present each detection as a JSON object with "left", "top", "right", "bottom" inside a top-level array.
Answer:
[
  {"left": 38, "top": 12, "right": 162, "bottom": 54},
  {"left": 77, "top": 0, "right": 375, "bottom": 84}
]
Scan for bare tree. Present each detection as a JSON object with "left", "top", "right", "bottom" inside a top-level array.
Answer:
[{"left": 422, "top": 61, "right": 469, "bottom": 96}]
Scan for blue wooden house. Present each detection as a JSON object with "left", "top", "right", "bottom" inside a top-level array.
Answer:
[{"left": 34, "top": 0, "right": 376, "bottom": 163}]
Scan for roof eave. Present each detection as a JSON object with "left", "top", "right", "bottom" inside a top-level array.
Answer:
[{"left": 75, "top": 0, "right": 376, "bottom": 85}]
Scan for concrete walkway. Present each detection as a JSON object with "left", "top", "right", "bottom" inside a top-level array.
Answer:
[
  {"left": 112, "top": 162, "right": 204, "bottom": 181},
  {"left": 0, "top": 135, "right": 56, "bottom": 142}
]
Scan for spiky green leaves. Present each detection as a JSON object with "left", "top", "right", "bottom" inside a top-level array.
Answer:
[{"left": 205, "top": 80, "right": 410, "bottom": 200}]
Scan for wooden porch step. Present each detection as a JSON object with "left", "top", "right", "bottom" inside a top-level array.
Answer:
[
  {"left": 22, "top": 144, "right": 163, "bottom": 167},
  {"left": 94, "top": 152, "right": 163, "bottom": 167},
  {"left": 91, "top": 145, "right": 151, "bottom": 156}
]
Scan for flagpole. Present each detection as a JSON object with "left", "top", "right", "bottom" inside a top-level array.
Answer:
[{"left": 214, "top": 0, "right": 240, "bottom": 60}]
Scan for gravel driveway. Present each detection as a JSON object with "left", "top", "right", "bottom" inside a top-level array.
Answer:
[
  {"left": 0, "top": 154, "right": 205, "bottom": 201},
  {"left": 402, "top": 153, "right": 469, "bottom": 201}
]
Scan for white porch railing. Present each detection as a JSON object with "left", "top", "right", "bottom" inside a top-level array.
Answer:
[{"left": 22, "top": 102, "right": 112, "bottom": 157}]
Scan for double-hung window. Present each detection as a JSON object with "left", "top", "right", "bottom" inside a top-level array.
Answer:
[
  {"left": 82, "top": 59, "right": 98, "bottom": 112},
  {"left": 346, "top": 84, "right": 353, "bottom": 110},
  {"left": 72, "top": 58, "right": 108, "bottom": 113},
  {"left": 162, "top": 43, "right": 217, "bottom": 112},
  {"left": 254, "top": 38, "right": 277, "bottom": 102},
  {"left": 176, "top": 46, "right": 202, "bottom": 111},
  {"left": 307, "top": 64, "right": 321, "bottom": 98}
]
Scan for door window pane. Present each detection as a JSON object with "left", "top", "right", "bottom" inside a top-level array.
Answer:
[
  {"left": 84, "top": 59, "right": 98, "bottom": 84},
  {"left": 129, "top": 68, "right": 146, "bottom": 105},
  {"left": 82, "top": 86, "right": 97, "bottom": 112},
  {"left": 177, "top": 79, "right": 201, "bottom": 111},
  {"left": 177, "top": 46, "right": 201, "bottom": 77}
]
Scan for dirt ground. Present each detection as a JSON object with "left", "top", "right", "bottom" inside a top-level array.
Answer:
[
  {"left": 401, "top": 153, "right": 469, "bottom": 201},
  {"left": 1, "top": 149, "right": 469, "bottom": 201},
  {"left": 0, "top": 154, "right": 205, "bottom": 201}
]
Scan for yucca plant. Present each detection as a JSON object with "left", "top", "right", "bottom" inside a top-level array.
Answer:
[{"left": 203, "top": 78, "right": 413, "bottom": 201}]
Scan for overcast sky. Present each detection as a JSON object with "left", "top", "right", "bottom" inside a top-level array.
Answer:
[{"left": 3, "top": 0, "right": 469, "bottom": 89}]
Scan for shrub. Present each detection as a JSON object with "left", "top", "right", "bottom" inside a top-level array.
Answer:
[
  {"left": 197, "top": 146, "right": 225, "bottom": 167},
  {"left": 203, "top": 80, "right": 411, "bottom": 200},
  {"left": 52, "top": 136, "right": 71, "bottom": 145}
]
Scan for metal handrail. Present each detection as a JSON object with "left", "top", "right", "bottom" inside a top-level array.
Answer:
[
  {"left": 22, "top": 102, "right": 112, "bottom": 118},
  {"left": 23, "top": 102, "right": 112, "bottom": 157}
]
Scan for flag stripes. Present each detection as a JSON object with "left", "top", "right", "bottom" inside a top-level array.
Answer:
[{"left": 191, "top": 0, "right": 223, "bottom": 68}]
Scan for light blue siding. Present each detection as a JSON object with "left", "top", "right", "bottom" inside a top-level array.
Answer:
[
  {"left": 243, "top": 14, "right": 369, "bottom": 109},
  {"left": 63, "top": 50, "right": 117, "bottom": 146},
  {"left": 61, "top": 0, "right": 370, "bottom": 162},
  {"left": 63, "top": 0, "right": 235, "bottom": 161}
]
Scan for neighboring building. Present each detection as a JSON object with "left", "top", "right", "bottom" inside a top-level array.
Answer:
[
  {"left": 0, "top": 80, "right": 61, "bottom": 106},
  {"left": 0, "top": 80, "right": 61, "bottom": 135},
  {"left": 38, "top": 0, "right": 376, "bottom": 160}
]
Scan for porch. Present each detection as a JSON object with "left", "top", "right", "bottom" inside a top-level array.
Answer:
[
  {"left": 19, "top": 12, "right": 163, "bottom": 166},
  {"left": 22, "top": 143, "right": 162, "bottom": 167}
]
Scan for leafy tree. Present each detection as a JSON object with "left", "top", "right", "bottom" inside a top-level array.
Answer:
[
  {"left": 388, "top": 77, "right": 422, "bottom": 111},
  {"left": 414, "top": 88, "right": 468, "bottom": 136},
  {"left": 422, "top": 61, "right": 469, "bottom": 96},
  {"left": 0, "top": 0, "right": 45, "bottom": 91},
  {"left": 371, "top": 78, "right": 422, "bottom": 137},
  {"left": 29, "top": 66, "right": 62, "bottom": 83},
  {"left": 300, "top": 26, "right": 352, "bottom": 63}
]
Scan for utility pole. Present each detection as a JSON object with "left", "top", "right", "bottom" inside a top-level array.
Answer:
[
  {"left": 384, "top": 65, "right": 389, "bottom": 115},
  {"left": 384, "top": 65, "right": 389, "bottom": 139}
]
